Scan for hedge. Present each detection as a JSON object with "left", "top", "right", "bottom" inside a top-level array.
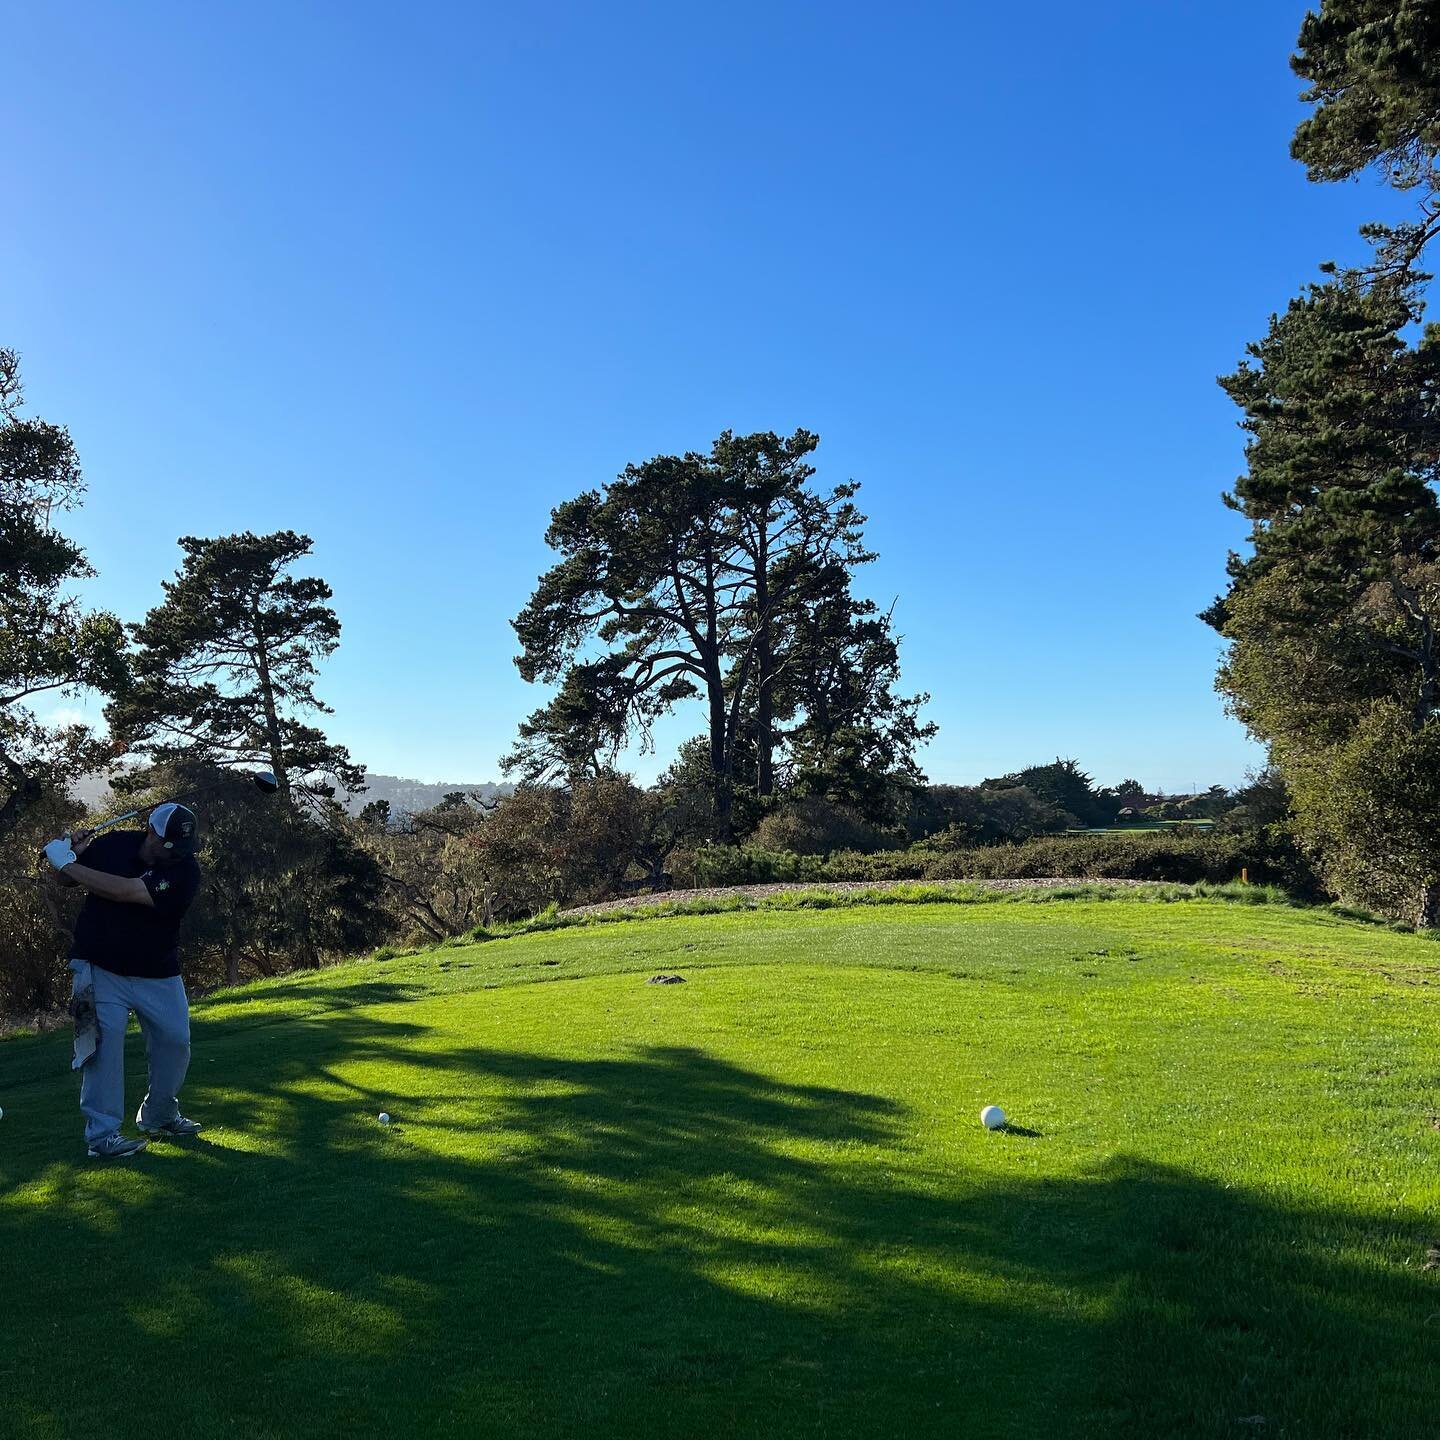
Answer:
[{"left": 688, "top": 827, "right": 1320, "bottom": 896}]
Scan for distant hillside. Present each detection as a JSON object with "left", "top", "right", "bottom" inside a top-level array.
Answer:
[
  {"left": 68, "top": 771, "right": 123, "bottom": 812},
  {"left": 68, "top": 771, "right": 510, "bottom": 819}
]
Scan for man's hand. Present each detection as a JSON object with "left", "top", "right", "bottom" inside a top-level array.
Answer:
[{"left": 43, "top": 837, "right": 78, "bottom": 871}]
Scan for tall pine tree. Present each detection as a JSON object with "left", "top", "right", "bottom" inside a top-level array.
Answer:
[
  {"left": 108, "top": 530, "right": 363, "bottom": 802},
  {"left": 1209, "top": 2, "right": 1440, "bottom": 923},
  {"left": 507, "top": 431, "right": 929, "bottom": 837}
]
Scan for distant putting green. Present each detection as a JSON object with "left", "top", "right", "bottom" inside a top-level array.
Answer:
[{"left": 2, "top": 898, "right": 1438, "bottom": 1438}]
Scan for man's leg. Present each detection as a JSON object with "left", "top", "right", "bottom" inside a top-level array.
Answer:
[
  {"left": 79, "top": 968, "right": 132, "bottom": 1146},
  {"left": 132, "top": 976, "right": 192, "bottom": 1128}
]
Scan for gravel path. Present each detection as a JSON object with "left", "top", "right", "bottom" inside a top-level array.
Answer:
[{"left": 560, "top": 876, "right": 1157, "bottom": 918}]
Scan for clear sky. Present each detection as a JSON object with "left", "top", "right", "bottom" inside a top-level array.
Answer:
[{"left": 0, "top": 2, "right": 1407, "bottom": 791}]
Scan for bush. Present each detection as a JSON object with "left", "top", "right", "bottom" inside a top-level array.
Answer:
[
  {"left": 0, "top": 788, "right": 84, "bottom": 1018},
  {"left": 821, "top": 849, "right": 926, "bottom": 881},
  {"left": 900, "top": 784, "right": 1075, "bottom": 845},
  {"left": 749, "top": 797, "right": 896, "bottom": 856},
  {"left": 909, "top": 828, "right": 1319, "bottom": 892},
  {"left": 692, "top": 845, "right": 828, "bottom": 886}
]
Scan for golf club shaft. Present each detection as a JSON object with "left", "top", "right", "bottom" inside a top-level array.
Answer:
[
  {"left": 85, "top": 807, "right": 144, "bottom": 836},
  {"left": 77, "top": 770, "right": 278, "bottom": 837}
]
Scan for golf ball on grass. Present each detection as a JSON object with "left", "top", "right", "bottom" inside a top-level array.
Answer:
[
  {"left": 980, "top": 1105, "right": 1006, "bottom": 1131},
  {"left": 377, "top": 1112, "right": 392, "bottom": 1125}
]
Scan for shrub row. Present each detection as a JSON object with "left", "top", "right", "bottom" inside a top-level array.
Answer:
[{"left": 686, "top": 827, "right": 1321, "bottom": 896}]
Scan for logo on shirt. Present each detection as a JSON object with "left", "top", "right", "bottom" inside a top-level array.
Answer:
[{"left": 155, "top": 879, "right": 170, "bottom": 892}]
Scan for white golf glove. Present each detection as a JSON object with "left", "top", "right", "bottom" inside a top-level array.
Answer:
[{"left": 44, "top": 837, "right": 78, "bottom": 871}]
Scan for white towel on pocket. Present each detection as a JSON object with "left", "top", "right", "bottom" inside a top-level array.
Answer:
[{"left": 68, "top": 959, "right": 99, "bottom": 1070}]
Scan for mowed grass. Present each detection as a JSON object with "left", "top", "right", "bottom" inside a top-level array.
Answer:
[{"left": 2, "top": 899, "right": 1439, "bottom": 1439}]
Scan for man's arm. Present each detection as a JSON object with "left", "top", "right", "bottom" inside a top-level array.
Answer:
[
  {"left": 60, "top": 863, "right": 155, "bottom": 907},
  {"left": 44, "top": 832, "right": 155, "bottom": 908}
]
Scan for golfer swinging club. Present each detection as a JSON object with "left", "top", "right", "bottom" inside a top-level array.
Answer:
[{"left": 44, "top": 803, "right": 204, "bottom": 1159}]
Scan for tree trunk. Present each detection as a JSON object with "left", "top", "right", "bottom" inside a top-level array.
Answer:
[
  {"left": 250, "top": 613, "right": 290, "bottom": 795},
  {"left": 225, "top": 951, "right": 239, "bottom": 987},
  {"left": 1418, "top": 880, "right": 1440, "bottom": 930},
  {"left": 756, "top": 705, "right": 773, "bottom": 795},
  {"left": 711, "top": 763, "right": 733, "bottom": 842},
  {"left": 706, "top": 662, "right": 734, "bottom": 841},
  {"left": 754, "top": 519, "right": 774, "bottom": 798}
]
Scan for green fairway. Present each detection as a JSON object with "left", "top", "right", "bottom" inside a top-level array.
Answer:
[{"left": 3, "top": 898, "right": 1438, "bottom": 1438}]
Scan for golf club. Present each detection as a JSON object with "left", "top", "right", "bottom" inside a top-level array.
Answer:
[{"left": 81, "top": 770, "right": 281, "bottom": 838}]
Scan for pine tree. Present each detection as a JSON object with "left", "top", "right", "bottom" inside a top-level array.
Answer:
[
  {"left": 1206, "top": 273, "right": 1440, "bottom": 920},
  {"left": 108, "top": 530, "right": 363, "bottom": 802},
  {"left": 507, "top": 431, "right": 927, "bottom": 837},
  {"left": 1209, "top": 0, "right": 1440, "bottom": 922},
  {"left": 0, "top": 348, "right": 125, "bottom": 840}
]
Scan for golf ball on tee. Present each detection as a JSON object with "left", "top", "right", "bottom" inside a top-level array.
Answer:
[
  {"left": 980, "top": 1105, "right": 1006, "bottom": 1130},
  {"left": 377, "top": 1112, "right": 392, "bottom": 1125}
]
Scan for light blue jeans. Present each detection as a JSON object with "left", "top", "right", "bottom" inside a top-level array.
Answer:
[{"left": 78, "top": 965, "right": 191, "bottom": 1145}]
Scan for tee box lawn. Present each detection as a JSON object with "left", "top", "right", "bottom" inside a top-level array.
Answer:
[{"left": 1, "top": 894, "right": 1437, "bottom": 1438}]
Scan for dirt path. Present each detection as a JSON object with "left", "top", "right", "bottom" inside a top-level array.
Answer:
[{"left": 560, "top": 875, "right": 1157, "bottom": 918}]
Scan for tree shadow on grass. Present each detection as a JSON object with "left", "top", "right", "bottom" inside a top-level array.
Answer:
[
  {"left": 1, "top": 1010, "right": 1436, "bottom": 1440},
  {"left": 200, "top": 977, "right": 434, "bottom": 1012}
]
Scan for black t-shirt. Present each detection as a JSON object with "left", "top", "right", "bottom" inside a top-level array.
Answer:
[{"left": 68, "top": 831, "right": 202, "bottom": 979}]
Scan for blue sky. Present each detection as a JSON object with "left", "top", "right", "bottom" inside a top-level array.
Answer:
[{"left": 1, "top": 2, "right": 1407, "bottom": 790}]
